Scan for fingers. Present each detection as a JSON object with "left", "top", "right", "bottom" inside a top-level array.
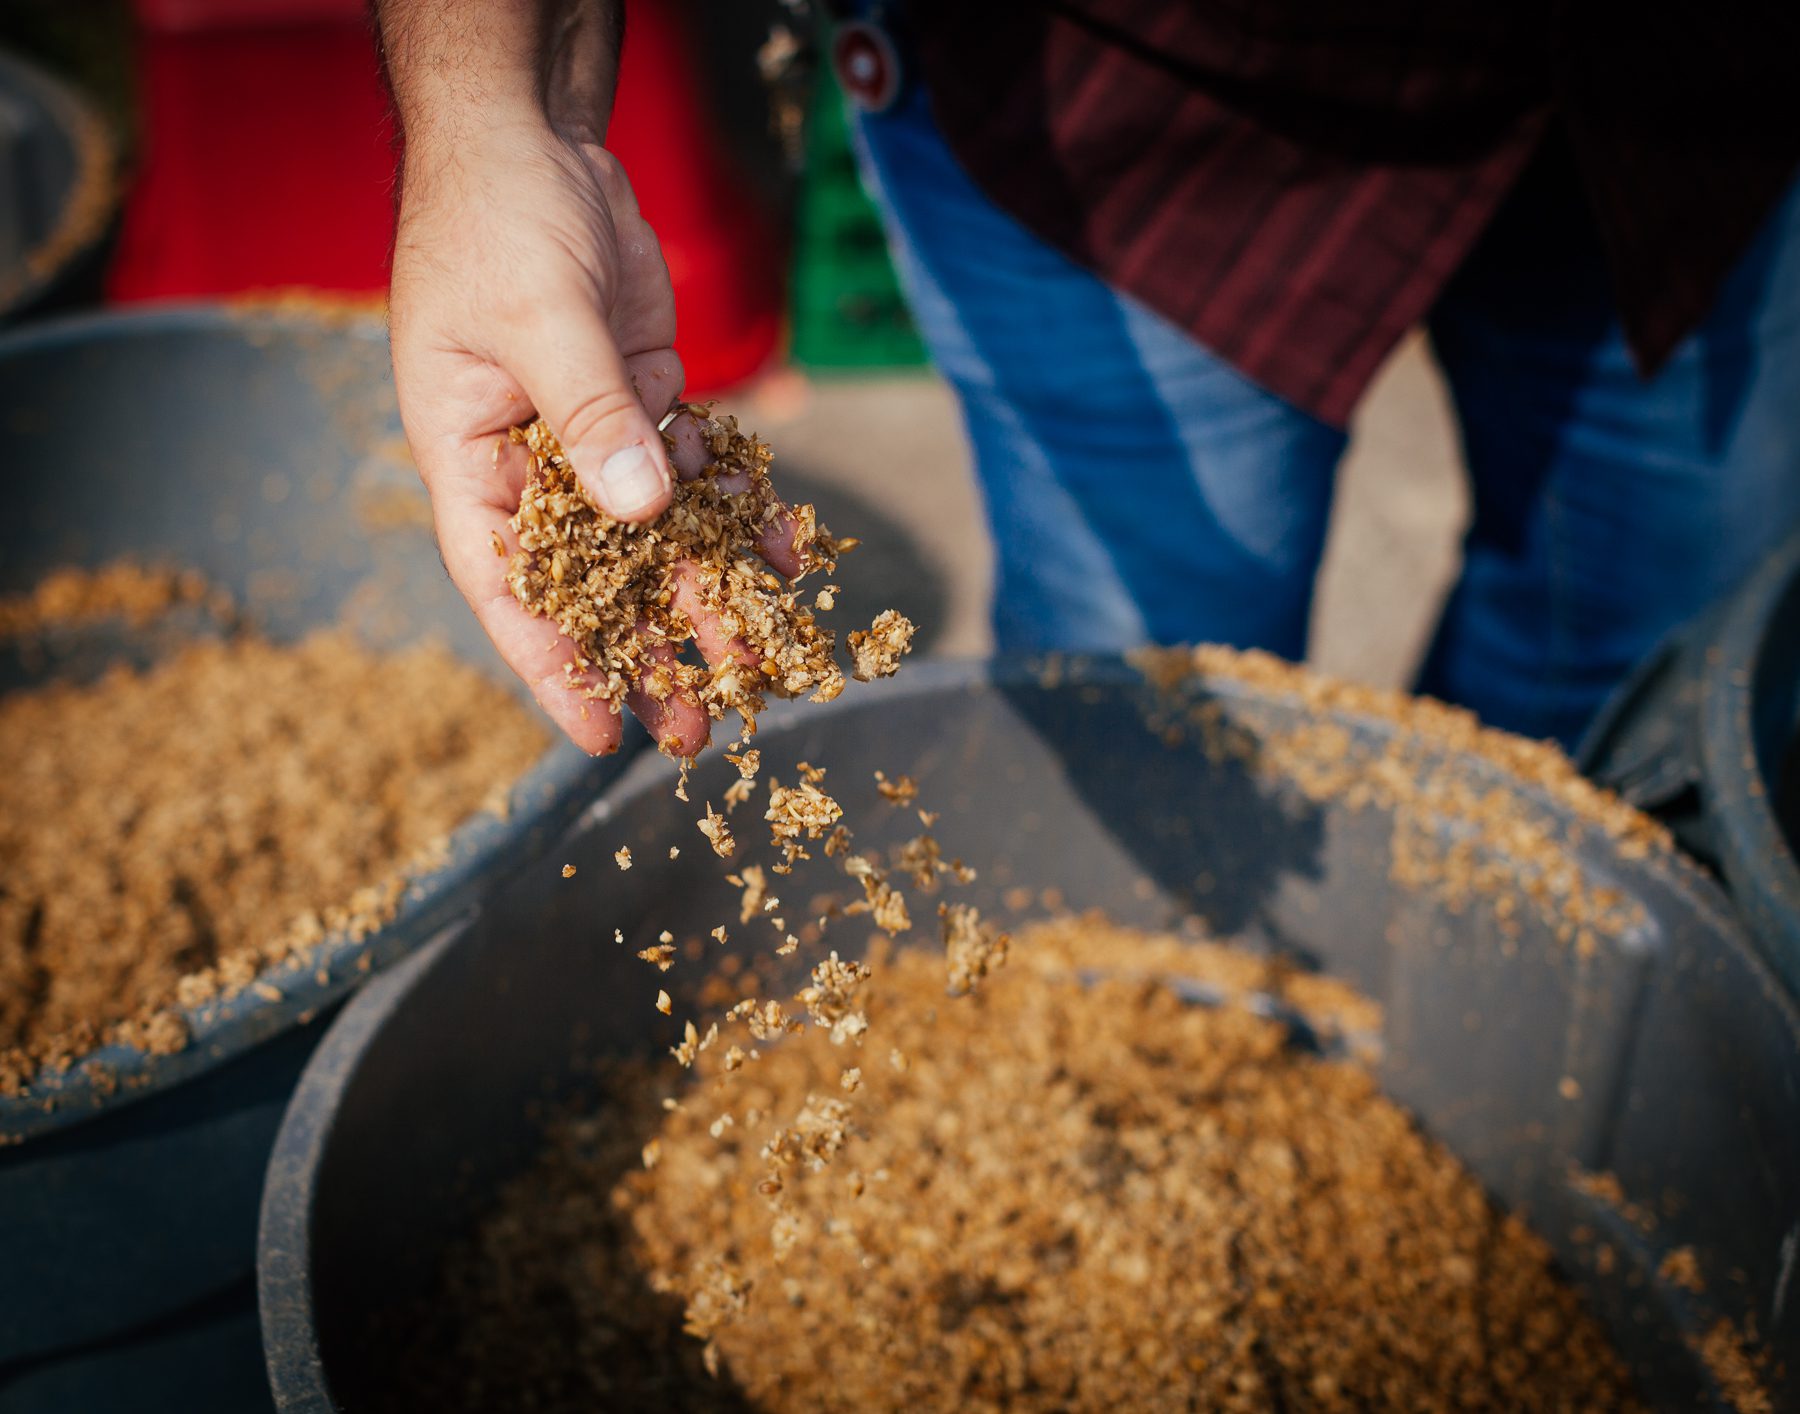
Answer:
[
  {"left": 431, "top": 483, "right": 624, "bottom": 757},
  {"left": 624, "top": 348, "right": 685, "bottom": 428},
  {"left": 499, "top": 302, "right": 675, "bottom": 523},
  {"left": 427, "top": 429, "right": 734, "bottom": 761},
  {"left": 752, "top": 515, "right": 807, "bottom": 580},
  {"left": 662, "top": 407, "right": 808, "bottom": 578},
  {"left": 670, "top": 561, "right": 760, "bottom": 673},
  {"left": 625, "top": 633, "right": 713, "bottom": 757},
  {"left": 434, "top": 478, "right": 717, "bottom": 759},
  {"left": 492, "top": 594, "right": 626, "bottom": 758},
  {"left": 665, "top": 410, "right": 714, "bottom": 482}
]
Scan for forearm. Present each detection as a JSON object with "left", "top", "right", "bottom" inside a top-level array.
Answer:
[
  {"left": 378, "top": 0, "right": 685, "bottom": 709},
  {"left": 374, "top": 0, "right": 622, "bottom": 156}
]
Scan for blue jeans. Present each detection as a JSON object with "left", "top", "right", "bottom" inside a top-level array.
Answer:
[{"left": 852, "top": 84, "right": 1800, "bottom": 750}]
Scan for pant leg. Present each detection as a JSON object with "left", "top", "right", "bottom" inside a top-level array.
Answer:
[
  {"left": 1421, "top": 145, "right": 1800, "bottom": 750},
  {"left": 851, "top": 82, "right": 1347, "bottom": 658}
]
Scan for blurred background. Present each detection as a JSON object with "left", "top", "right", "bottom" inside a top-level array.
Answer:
[{"left": 0, "top": 0, "right": 1467, "bottom": 688}]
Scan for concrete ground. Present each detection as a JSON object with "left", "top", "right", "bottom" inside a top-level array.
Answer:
[{"left": 739, "top": 334, "right": 1468, "bottom": 688}]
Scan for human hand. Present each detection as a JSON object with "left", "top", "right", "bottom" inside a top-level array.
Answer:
[{"left": 389, "top": 127, "right": 802, "bottom": 757}]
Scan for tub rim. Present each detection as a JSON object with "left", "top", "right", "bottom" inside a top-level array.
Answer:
[{"left": 0, "top": 304, "right": 636, "bottom": 1142}]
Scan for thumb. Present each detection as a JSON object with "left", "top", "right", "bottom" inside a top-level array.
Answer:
[{"left": 502, "top": 303, "right": 674, "bottom": 522}]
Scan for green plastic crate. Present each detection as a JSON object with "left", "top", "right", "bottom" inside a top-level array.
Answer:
[{"left": 788, "top": 66, "right": 928, "bottom": 371}]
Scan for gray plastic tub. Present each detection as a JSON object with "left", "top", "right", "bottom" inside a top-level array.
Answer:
[
  {"left": 1581, "top": 527, "right": 1800, "bottom": 997},
  {"left": 259, "top": 656, "right": 1800, "bottom": 1411},
  {"left": 0, "top": 307, "right": 623, "bottom": 1398}
]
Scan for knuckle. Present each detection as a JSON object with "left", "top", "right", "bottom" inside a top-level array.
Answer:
[
  {"left": 491, "top": 280, "right": 584, "bottom": 334},
  {"left": 556, "top": 387, "right": 642, "bottom": 450},
  {"left": 578, "top": 144, "right": 633, "bottom": 202},
  {"left": 483, "top": 249, "right": 605, "bottom": 325}
]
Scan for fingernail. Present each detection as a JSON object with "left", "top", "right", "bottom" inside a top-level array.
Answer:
[{"left": 592, "top": 443, "right": 668, "bottom": 517}]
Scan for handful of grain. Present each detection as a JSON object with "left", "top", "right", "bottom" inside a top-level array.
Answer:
[{"left": 506, "top": 412, "right": 910, "bottom": 743}]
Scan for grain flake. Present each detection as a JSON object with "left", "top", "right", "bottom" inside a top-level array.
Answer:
[
  {"left": 765, "top": 775, "right": 844, "bottom": 870},
  {"left": 696, "top": 803, "right": 736, "bottom": 858},
  {"left": 873, "top": 770, "right": 917, "bottom": 804},
  {"left": 795, "top": 951, "right": 873, "bottom": 1046},
  {"left": 846, "top": 609, "right": 916, "bottom": 682}
]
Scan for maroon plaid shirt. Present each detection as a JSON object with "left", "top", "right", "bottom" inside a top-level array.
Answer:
[{"left": 909, "top": 0, "right": 1800, "bottom": 426}]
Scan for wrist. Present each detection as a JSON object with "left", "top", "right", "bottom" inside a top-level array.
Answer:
[
  {"left": 379, "top": 0, "right": 619, "bottom": 182},
  {"left": 399, "top": 102, "right": 555, "bottom": 200}
]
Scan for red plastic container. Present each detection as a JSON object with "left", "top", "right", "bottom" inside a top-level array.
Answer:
[
  {"left": 611, "top": 1, "right": 783, "bottom": 394},
  {"left": 112, "top": 0, "right": 779, "bottom": 392},
  {"left": 106, "top": 22, "right": 397, "bottom": 303}
]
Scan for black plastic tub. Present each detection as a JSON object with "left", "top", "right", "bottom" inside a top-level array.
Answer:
[
  {"left": 0, "top": 49, "right": 115, "bottom": 324},
  {"left": 259, "top": 656, "right": 1800, "bottom": 1411},
  {"left": 0, "top": 308, "right": 626, "bottom": 1400},
  {"left": 1581, "top": 527, "right": 1800, "bottom": 998}
]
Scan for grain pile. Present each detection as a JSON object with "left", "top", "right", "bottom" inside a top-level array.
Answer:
[
  {"left": 1131, "top": 646, "right": 1659, "bottom": 948},
  {"left": 0, "top": 560, "right": 223, "bottom": 638},
  {"left": 0, "top": 629, "right": 546, "bottom": 1094},
  {"left": 391, "top": 918, "right": 1641, "bottom": 1414},
  {"left": 1696, "top": 1321, "right": 1776, "bottom": 1414}
]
